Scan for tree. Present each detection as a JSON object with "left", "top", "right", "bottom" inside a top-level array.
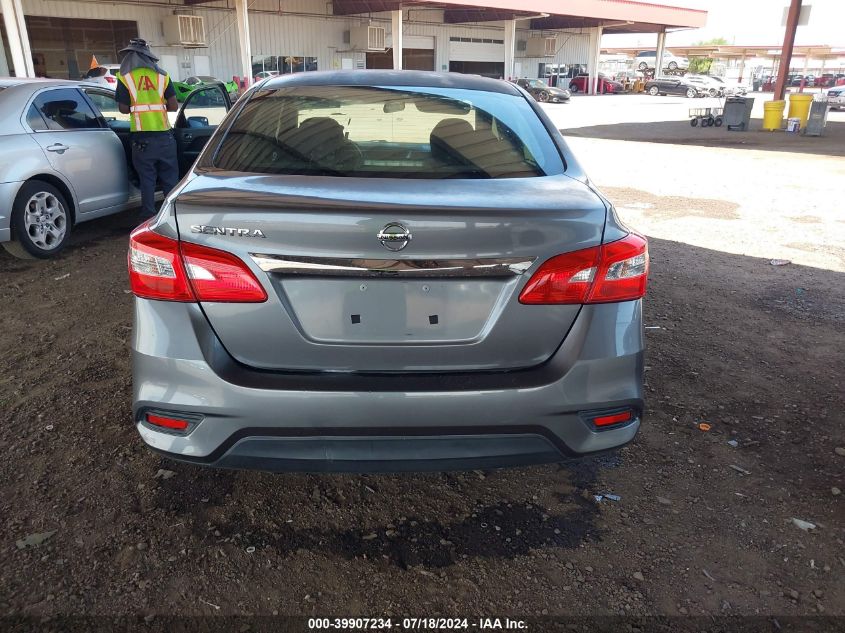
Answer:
[{"left": 688, "top": 37, "right": 728, "bottom": 74}]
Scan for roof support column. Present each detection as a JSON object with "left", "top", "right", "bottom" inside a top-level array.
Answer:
[
  {"left": 234, "top": 0, "right": 253, "bottom": 85},
  {"left": 737, "top": 52, "right": 747, "bottom": 83},
  {"left": 392, "top": 10, "right": 403, "bottom": 70},
  {"left": 1, "top": 0, "right": 35, "bottom": 77},
  {"left": 587, "top": 25, "right": 603, "bottom": 95},
  {"left": 654, "top": 28, "right": 666, "bottom": 78},
  {"left": 774, "top": 0, "right": 802, "bottom": 100},
  {"left": 503, "top": 18, "right": 516, "bottom": 81}
]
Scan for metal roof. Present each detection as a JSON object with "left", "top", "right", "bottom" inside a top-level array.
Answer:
[{"left": 328, "top": 0, "right": 706, "bottom": 31}]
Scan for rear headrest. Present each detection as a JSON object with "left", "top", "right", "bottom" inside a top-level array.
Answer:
[{"left": 42, "top": 100, "right": 78, "bottom": 116}]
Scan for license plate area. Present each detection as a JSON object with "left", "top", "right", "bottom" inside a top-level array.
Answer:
[{"left": 279, "top": 278, "right": 508, "bottom": 344}]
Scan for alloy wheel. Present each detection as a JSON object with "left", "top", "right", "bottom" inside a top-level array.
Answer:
[{"left": 24, "top": 192, "right": 67, "bottom": 251}]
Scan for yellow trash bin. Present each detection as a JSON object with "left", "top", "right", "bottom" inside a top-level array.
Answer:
[
  {"left": 788, "top": 93, "right": 814, "bottom": 129},
  {"left": 763, "top": 100, "right": 785, "bottom": 131}
]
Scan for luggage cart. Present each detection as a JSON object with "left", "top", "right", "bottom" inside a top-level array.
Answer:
[{"left": 689, "top": 106, "right": 724, "bottom": 127}]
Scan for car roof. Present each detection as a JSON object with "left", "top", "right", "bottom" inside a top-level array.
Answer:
[{"left": 263, "top": 70, "right": 521, "bottom": 95}]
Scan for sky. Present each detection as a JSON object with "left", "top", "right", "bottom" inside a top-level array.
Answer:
[{"left": 603, "top": 0, "right": 845, "bottom": 48}]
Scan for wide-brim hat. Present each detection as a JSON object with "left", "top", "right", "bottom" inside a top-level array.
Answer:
[{"left": 119, "top": 39, "right": 159, "bottom": 61}]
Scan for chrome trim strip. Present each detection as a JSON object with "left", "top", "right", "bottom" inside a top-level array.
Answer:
[{"left": 250, "top": 254, "right": 536, "bottom": 278}]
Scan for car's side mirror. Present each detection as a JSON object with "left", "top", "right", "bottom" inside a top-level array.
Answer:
[{"left": 187, "top": 116, "right": 210, "bottom": 127}]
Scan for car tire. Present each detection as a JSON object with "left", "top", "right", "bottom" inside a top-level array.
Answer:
[
  {"left": 538, "top": 91, "right": 549, "bottom": 102},
  {"left": 3, "top": 180, "right": 71, "bottom": 260},
  {"left": 569, "top": 84, "right": 578, "bottom": 93},
  {"left": 648, "top": 86, "right": 659, "bottom": 96},
  {"left": 690, "top": 117, "right": 698, "bottom": 127},
  {"left": 638, "top": 62, "right": 648, "bottom": 70},
  {"left": 714, "top": 116, "right": 724, "bottom": 127},
  {"left": 708, "top": 88, "right": 717, "bottom": 97},
  {"left": 686, "top": 87, "right": 697, "bottom": 98},
  {"left": 668, "top": 61, "right": 678, "bottom": 70}
]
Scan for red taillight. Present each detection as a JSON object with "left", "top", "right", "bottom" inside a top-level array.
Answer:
[
  {"left": 105, "top": 75, "right": 116, "bottom": 84},
  {"left": 146, "top": 413, "right": 189, "bottom": 431},
  {"left": 128, "top": 221, "right": 194, "bottom": 301},
  {"left": 181, "top": 241, "right": 267, "bottom": 302},
  {"left": 519, "top": 233, "right": 648, "bottom": 305},
  {"left": 128, "top": 221, "right": 267, "bottom": 303}
]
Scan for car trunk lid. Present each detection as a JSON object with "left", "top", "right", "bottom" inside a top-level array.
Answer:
[{"left": 174, "top": 172, "right": 607, "bottom": 372}]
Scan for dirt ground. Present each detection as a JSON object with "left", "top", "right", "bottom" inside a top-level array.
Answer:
[{"left": 1, "top": 97, "right": 843, "bottom": 628}]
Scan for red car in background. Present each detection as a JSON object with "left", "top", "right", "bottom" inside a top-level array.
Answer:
[{"left": 568, "top": 73, "right": 624, "bottom": 94}]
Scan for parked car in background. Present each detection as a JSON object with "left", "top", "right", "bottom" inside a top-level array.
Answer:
[
  {"left": 817, "top": 73, "right": 835, "bottom": 87},
  {"left": 684, "top": 74, "right": 722, "bottom": 97},
  {"left": 645, "top": 76, "right": 701, "bottom": 98},
  {"left": 0, "top": 78, "right": 231, "bottom": 258},
  {"left": 709, "top": 76, "right": 748, "bottom": 96},
  {"left": 255, "top": 70, "right": 280, "bottom": 81},
  {"left": 635, "top": 50, "right": 689, "bottom": 71},
  {"left": 128, "top": 70, "right": 648, "bottom": 473},
  {"left": 514, "top": 78, "right": 570, "bottom": 103},
  {"left": 173, "top": 75, "right": 240, "bottom": 101},
  {"left": 568, "top": 74, "right": 624, "bottom": 94},
  {"left": 827, "top": 84, "right": 845, "bottom": 110},
  {"left": 81, "top": 64, "right": 122, "bottom": 88}
]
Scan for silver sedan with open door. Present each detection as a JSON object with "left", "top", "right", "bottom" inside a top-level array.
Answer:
[{"left": 0, "top": 78, "right": 231, "bottom": 258}]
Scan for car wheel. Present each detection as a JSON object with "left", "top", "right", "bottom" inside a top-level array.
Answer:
[
  {"left": 569, "top": 84, "right": 578, "bottom": 93},
  {"left": 668, "top": 61, "right": 678, "bottom": 70},
  {"left": 690, "top": 117, "right": 698, "bottom": 127},
  {"left": 708, "top": 88, "right": 717, "bottom": 97},
  {"left": 686, "top": 87, "right": 697, "bottom": 98},
  {"left": 714, "top": 116, "right": 724, "bottom": 127},
  {"left": 648, "top": 86, "right": 659, "bottom": 96},
  {"left": 2, "top": 180, "right": 71, "bottom": 260},
  {"left": 638, "top": 62, "right": 648, "bottom": 70},
  {"left": 538, "top": 91, "right": 550, "bottom": 102}
]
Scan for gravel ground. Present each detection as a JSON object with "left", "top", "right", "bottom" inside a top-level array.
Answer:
[{"left": 0, "top": 97, "right": 843, "bottom": 627}]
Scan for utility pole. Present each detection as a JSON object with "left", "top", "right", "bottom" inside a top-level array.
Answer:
[{"left": 773, "top": 0, "right": 802, "bottom": 100}]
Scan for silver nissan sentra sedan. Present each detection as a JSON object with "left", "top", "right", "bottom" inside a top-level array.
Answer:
[{"left": 129, "top": 70, "right": 648, "bottom": 473}]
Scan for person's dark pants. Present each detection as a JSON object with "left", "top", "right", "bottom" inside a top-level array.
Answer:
[{"left": 131, "top": 131, "right": 179, "bottom": 216}]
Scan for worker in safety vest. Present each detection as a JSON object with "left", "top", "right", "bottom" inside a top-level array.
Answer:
[{"left": 116, "top": 39, "right": 179, "bottom": 217}]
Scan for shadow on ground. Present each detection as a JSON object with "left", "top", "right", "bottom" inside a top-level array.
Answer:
[{"left": 561, "top": 119, "right": 845, "bottom": 157}]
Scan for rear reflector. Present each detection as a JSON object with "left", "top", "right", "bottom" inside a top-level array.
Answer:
[
  {"left": 146, "top": 413, "right": 190, "bottom": 431},
  {"left": 592, "top": 410, "right": 633, "bottom": 427},
  {"left": 128, "top": 221, "right": 267, "bottom": 303},
  {"left": 519, "top": 233, "right": 648, "bottom": 305}
]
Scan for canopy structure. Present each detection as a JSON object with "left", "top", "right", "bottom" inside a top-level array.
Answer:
[
  {"left": 328, "top": 0, "right": 706, "bottom": 93},
  {"left": 330, "top": 0, "right": 706, "bottom": 32}
]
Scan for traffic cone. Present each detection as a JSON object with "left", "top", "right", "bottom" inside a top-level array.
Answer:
[{"left": 89, "top": 55, "right": 100, "bottom": 70}]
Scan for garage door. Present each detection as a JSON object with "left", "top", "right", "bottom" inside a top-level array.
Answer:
[
  {"left": 385, "top": 35, "right": 434, "bottom": 50},
  {"left": 366, "top": 49, "right": 435, "bottom": 71},
  {"left": 24, "top": 16, "right": 138, "bottom": 79},
  {"left": 448, "top": 37, "right": 503, "bottom": 63}
]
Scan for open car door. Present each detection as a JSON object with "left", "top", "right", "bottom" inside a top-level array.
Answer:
[{"left": 173, "top": 83, "right": 232, "bottom": 176}]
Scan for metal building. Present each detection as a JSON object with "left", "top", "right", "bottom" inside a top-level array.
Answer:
[{"left": 1, "top": 0, "right": 706, "bottom": 95}]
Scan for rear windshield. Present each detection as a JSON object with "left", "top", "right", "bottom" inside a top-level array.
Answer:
[{"left": 212, "top": 85, "right": 564, "bottom": 179}]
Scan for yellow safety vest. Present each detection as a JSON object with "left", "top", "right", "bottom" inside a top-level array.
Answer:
[{"left": 119, "top": 68, "right": 171, "bottom": 133}]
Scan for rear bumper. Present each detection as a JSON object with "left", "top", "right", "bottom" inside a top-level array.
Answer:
[
  {"left": 0, "top": 181, "right": 23, "bottom": 242},
  {"left": 132, "top": 300, "right": 644, "bottom": 472}
]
